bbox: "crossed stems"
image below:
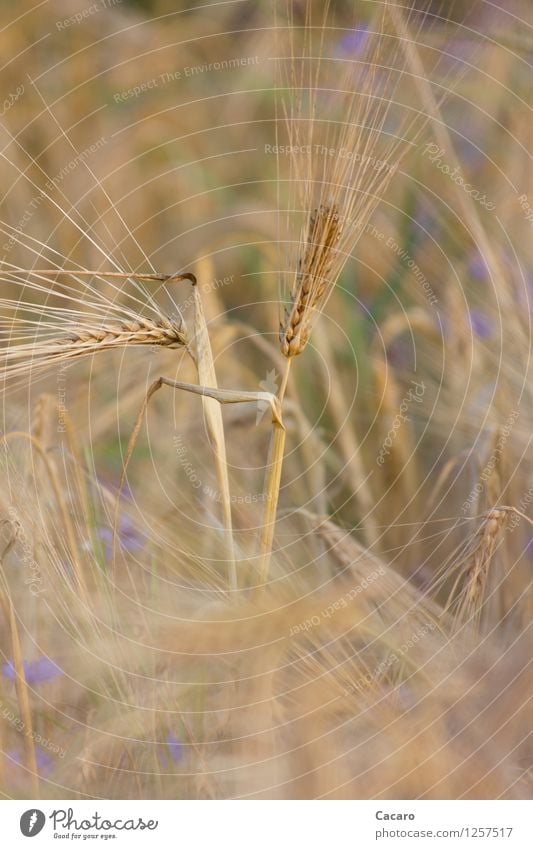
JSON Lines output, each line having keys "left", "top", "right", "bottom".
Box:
{"left": 114, "top": 374, "right": 285, "bottom": 591}
{"left": 5, "top": 267, "right": 288, "bottom": 590}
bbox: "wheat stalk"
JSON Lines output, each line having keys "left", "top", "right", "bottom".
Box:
{"left": 257, "top": 0, "right": 428, "bottom": 582}
{"left": 0, "top": 268, "right": 192, "bottom": 384}
{"left": 0, "top": 586, "right": 40, "bottom": 798}
{"left": 190, "top": 276, "right": 237, "bottom": 589}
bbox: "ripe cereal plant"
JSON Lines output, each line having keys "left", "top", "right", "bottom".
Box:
{"left": 0, "top": 263, "right": 285, "bottom": 590}
{"left": 0, "top": 1, "right": 441, "bottom": 589}
{"left": 257, "top": 0, "right": 454, "bottom": 580}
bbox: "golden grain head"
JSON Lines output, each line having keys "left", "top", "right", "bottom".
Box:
{"left": 276, "top": 1, "right": 416, "bottom": 359}
{"left": 280, "top": 203, "right": 342, "bottom": 357}
{"left": 464, "top": 508, "right": 508, "bottom": 607}
{"left": 0, "top": 269, "right": 190, "bottom": 386}
{"left": 61, "top": 315, "right": 187, "bottom": 350}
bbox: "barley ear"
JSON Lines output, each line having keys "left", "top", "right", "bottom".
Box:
{"left": 279, "top": 204, "right": 342, "bottom": 358}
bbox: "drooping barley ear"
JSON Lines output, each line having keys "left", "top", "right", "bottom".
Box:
{"left": 280, "top": 203, "right": 342, "bottom": 358}
{"left": 0, "top": 268, "right": 193, "bottom": 385}
{"left": 60, "top": 315, "right": 188, "bottom": 351}
{"left": 1, "top": 315, "right": 189, "bottom": 385}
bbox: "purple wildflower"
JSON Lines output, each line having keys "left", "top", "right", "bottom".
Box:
{"left": 337, "top": 24, "right": 369, "bottom": 58}
{"left": 158, "top": 732, "right": 185, "bottom": 770}
{"left": 3, "top": 656, "right": 63, "bottom": 685}
{"left": 97, "top": 515, "right": 145, "bottom": 560}
{"left": 469, "top": 309, "right": 492, "bottom": 339}
{"left": 166, "top": 732, "right": 184, "bottom": 764}
{"left": 6, "top": 746, "right": 54, "bottom": 777}
{"left": 468, "top": 251, "right": 490, "bottom": 282}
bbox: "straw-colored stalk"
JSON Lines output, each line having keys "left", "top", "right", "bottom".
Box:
{"left": 190, "top": 280, "right": 237, "bottom": 589}
{"left": 0, "top": 588, "right": 40, "bottom": 798}
{"left": 2, "top": 431, "right": 89, "bottom": 600}
{"left": 255, "top": 1, "right": 426, "bottom": 583}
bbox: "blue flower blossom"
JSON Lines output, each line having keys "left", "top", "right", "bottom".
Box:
{"left": 3, "top": 656, "right": 63, "bottom": 685}
{"left": 158, "top": 732, "right": 185, "bottom": 770}
{"left": 468, "top": 251, "right": 490, "bottom": 282}
{"left": 97, "top": 515, "right": 146, "bottom": 560}
{"left": 166, "top": 732, "right": 184, "bottom": 764}
{"left": 6, "top": 746, "right": 54, "bottom": 776}
{"left": 337, "top": 24, "right": 369, "bottom": 58}
{"left": 469, "top": 309, "right": 492, "bottom": 339}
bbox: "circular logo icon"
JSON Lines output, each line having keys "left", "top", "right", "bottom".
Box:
{"left": 20, "top": 810, "right": 46, "bottom": 837}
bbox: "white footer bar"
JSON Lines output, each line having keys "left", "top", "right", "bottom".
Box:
{"left": 2, "top": 799, "right": 531, "bottom": 848}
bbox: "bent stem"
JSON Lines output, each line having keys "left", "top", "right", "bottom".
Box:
{"left": 115, "top": 376, "right": 283, "bottom": 591}
{"left": 257, "top": 358, "right": 292, "bottom": 585}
